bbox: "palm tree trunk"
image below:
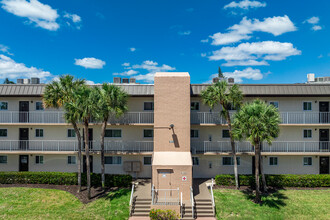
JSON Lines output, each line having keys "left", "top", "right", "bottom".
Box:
{"left": 100, "top": 120, "right": 107, "bottom": 190}
{"left": 259, "top": 146, "right": 268, "bottom": 193}
{"left": 72, "top": 122, "right": 82, "bottom": 193}
{"left": 84, "top": 119, "right": 91, "bottom": 199}
{"left": 255, "top": 142, "right": 261, "bottom": 203}
{"left": 226, "top": 112, "right": 239, "bottom": 189}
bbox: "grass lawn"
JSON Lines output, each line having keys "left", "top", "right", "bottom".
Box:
{"left": 214, "top": 189, "right": 330, "bottom": 220}
{"left": 0, "top": 187, "right": 130, "bottom": 220}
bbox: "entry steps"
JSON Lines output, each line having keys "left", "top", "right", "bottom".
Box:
{"left": 130, "top": 198, "right": 151, "bottom": 217}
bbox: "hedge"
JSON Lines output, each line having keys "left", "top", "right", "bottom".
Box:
{"left": 215, "top": 174, "right": 330, "bottom": 187}
{"left": 0, "top": 172, "right": 132, "bottom": 187}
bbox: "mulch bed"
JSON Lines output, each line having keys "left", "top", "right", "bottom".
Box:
{"left": 0, "top": 184, "right": 119, "bottom": 204}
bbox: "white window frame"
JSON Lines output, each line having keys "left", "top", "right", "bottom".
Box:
{"left": 143, "top": 156, "right": 152, "bottom": 165}
{"left": 190, "top": 129, "right": 199, "bottom": 139}
{"left": 222, "top": 129, "right": 230, "bottom": 139}
{"left": 191, "top": 102, "right": 200, "bottom": 111}
{"left": 35, "top": 155, "right": 44, "bottom": 164}
{"left": 67, "top": 129, "right": 76, "bottom": 138}
{"left": 0, "top": 129, "right": 8, "bottom": 137}
{"left": 143, "top": 129, "right": 153, "bottom": 139}
{"left": 0, "top": 101, "right": 8, "bottom": 111}
{"left": 67, "top": 156, "right": 76, "bottom": 164}
{"left": 222, "top": 157, "right": 240, "bottom": 166}
{"left": 269, "top": 157, "right": 278, "bottom": 166}
{"left": 303, "top": 157, "right": 312, "bottom": 166}
{"left": 105, "top": 129, "right": 122, "bottom": 139}
{"left": 35, "top": 128, "right": 44, "bottom": 138}
{"left": 0, "top": 155, "right": 7, "bottom": 164}
{"left": 269, "top": 101, "right": 279, "bottom": 109}
{"left": 35, "top": 101, "right": 44, "bottom": 111}
{"left": 105, "top": 156, "right": 122, "bottom": 165}
{"left": 303, "top": 101, "right": 312, "bottom": 111}
{"left": 192, "top": 157, "right": 199, "bottom": 166}
{"left": 143, "top": 102, "right": 154, "bottom": 111}
{"left": 303, "top": 129, "right": 312, "bottom": 139}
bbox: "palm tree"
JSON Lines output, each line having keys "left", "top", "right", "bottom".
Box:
{"left": 43, "top": 75, "right": 85, "bottom": 192}
{"left": 201, "top": 80, "right": 243, "bottom": 189}
{"left": 67, "top": 86, "right": 99, "bottom": 199}
{"left": 3, "top": 78, "right": 14, "bottom": 84}
{"left": 232, "top": 99, "right": 280, "bottom": 203}
{"left": 94, "top": 84, "right": 128, "bottom": 189}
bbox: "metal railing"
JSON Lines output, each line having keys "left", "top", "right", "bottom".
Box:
{"left": 190, "top": 186, "right": 194, "bottom": 219}
{"left": 152, "top": 187, "right": 180, "bottom": 205}
{"left": 210, "top": 179, "right": 216, "bottom": 217}
{"left": 191, "top": 112, "right": 330, "bottom": 124}
{"left": 191, "top": 141, "right": 330, "bottom": 154}
{"left": 129, "top": 184, "right": 135, "bottom": 216}
{"left": 0, "top": 111, "right": 154, "bottom": 124}
{"left": 180, "top": 192, "right": 183, "bottom": 219}
{"left": 0, "top": 140, "right": 154, "bottom": 152}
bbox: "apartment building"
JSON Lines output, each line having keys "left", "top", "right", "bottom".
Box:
{"left": 0, "top": 72, "right": 329, "bottom": 182}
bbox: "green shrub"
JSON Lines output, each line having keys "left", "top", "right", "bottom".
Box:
{"left": 0, "top": 172, "right": 132, "bottom": 187}
{"left": 149, "top": 209, "right": 179, "bottom": 220}
{"left": 215, "top": 174, "right": 330, "bottom": 187}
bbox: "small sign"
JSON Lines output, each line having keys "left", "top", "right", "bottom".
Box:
{"left": 182, "top": 176, "right": 187, "bottom": 181}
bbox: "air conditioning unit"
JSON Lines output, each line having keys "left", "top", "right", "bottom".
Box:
{"left": 23, "top": 79, "right": 30, "bottom": 84}
{"left": 122, "top": 78, "right": 129, "bottom": 84}
{"left": 227, "top": 78, "right": 234, "bottom": 83}
{"left": 17, "top": 79, "right": 24, "bottom": 84}
{"left": 113, "top": 77, "right": 121, "bottom": 84}
{"left": 31, "top": 78, "right": 40, "bottom": 84}
{"left": 212, "top": 77, "right": 219, "bottom": 83}
{"left": 129, "top": 78, "right": 136, "bottom": 84}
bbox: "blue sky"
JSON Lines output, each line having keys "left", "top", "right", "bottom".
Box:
{"left": 0, "top": 0, "right": 329, "bottom": 84}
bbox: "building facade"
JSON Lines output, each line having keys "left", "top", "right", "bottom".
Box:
{"left": 0, "top": 72, "right": 329, "bottom": 182}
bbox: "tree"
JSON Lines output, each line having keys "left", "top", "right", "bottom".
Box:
{"left": 218, "top": 66, "right": 224, "bottom": 79}
{"left": 43, "top": 75, "right": 85, "bottom": 192}
{"left": 232, "top": 99, "right": 280, "bottom": 203}
{"left": 67, "top": 86, "right": 99, "bottom": 199}
{"left": 3, "top": 78, "right": 14, "bottom": 84}
{"left": 201, "top": 80, "right": 243, "bottom": 189}
{"left": 95, "top": 84, "right": 128, "bottom": 189}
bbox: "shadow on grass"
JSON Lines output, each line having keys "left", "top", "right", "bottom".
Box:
{"left": 242, "top": 188, "right": 288, "bottom": 209}
{"left": 104, "top": 188, "right": 130, "bottom": 200}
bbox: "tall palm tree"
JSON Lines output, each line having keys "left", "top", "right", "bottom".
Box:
{"left": 67, "top": 86, "right": 99, "bottom": 199}
{"left": 201, "top": 80, "right": 243, "bottom": 189}
{"left": 3, "top": 78, "right": 14, "bottom": 84}
{"left": 232, "top": 99, "right": 280, "bottom": 203}
{"left": 43, "top": 75, "right": 85, "bottom": 192}
{"left": 95, "top": 84, "right": 128, "bottom": 189}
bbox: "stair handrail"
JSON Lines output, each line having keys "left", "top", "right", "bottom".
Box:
{"left": 129, "top": 183, "right": 135, "bottom": 216}
{"left": 151, "top": 184, "right": 155, "bottom": 205}
{"left": 190, "top": 186, "right": 194, "bottom": 219}
{"left": 180, "top": 192, "right": 183, "bottom": 219}
{"left": 210, "top": 178, "right": 216, "bottom": 216}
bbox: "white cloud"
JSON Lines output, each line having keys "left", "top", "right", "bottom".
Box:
{"left": 305, "top": 16, "right": 319, "bottom": 25}
{"left": 224, "top": 0, "right": 266, "bottom": 10}
{"left": 0, "top": 44, "right": 13, "bottom": 55}
{"left": 0, "top": 54, "right": 52, "bottom": 80}
{"left": 312, "top": 25, "right": 322, "bottom": 31}
{"left": 208, "top": 41, "right": 301, "bottom": 65}
{"left": 130, "top": 47, "right": 136, "bottom": 52}
{"left": 222, "top": 60, "right": 269, "bottom": 66}
{"left": 74, "top": 57, "right": 106, "bottom": 69}
{"left": 1, "top": 0, "right": 60, "bottom": 31}
{"left": 64, "top": 12, "right": 81, "bottom": 23}
{"left": 209, "top": 16, "right": 297, "bottom": 45}
{"left": 132, "top": 60, "right": 175, "bottom": 72}
{"left": 122, "top": 62, "right": 130, "bottom": 67}
{"left": 201, "top": 53, "right": 207, "bottom": 57}
{"left": 113, "top": 70, "right": 138, "bottom": 76}
{"left": 178, "top": 30, "right": 191, "bottom": 35}
{"left": 207, "top": 67, "right": 264, "bottom": 83}
{"left": 201, "top": 39, "right": 209, "bottom": 43}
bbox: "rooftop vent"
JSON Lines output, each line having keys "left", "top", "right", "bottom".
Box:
{"left": 227, "top": 77, "right": 234, "bottom": 84}
{"left": 122, "top": 78, "right": 129, "bottom": 84}
{"left": 113, "top": 77, "right": 121, "bottom": 84}
{"left": 129, "top": 78, "right": 136, "bottom": 84}
{"left": 307, "top": 73, "right": 315, "bottom": 83}
{"left": 212, "top": 77, "right": 219, "bottom": 83}
{"left": 31, "top": 78, "right": 40, "bottom": 84}
{"left": 17, "top": 79, "right": 24, "bottom": 84}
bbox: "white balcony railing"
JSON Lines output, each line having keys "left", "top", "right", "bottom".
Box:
{"left": 0, "top": 140, "right": 154, "bottom": 152}
{"left": 191, "top": 141, "right": 330, "bottom": 154}
{"left": 0, "top": 111, "right": 154, "bottom": 124}
{"left": 191, "top": 112, "right": 330, "bottom": 124}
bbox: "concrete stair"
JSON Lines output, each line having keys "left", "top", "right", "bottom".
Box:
{"left": 131, "top": 198, "right": 151, "bottom": 217}
{"left": 194, "top": 199, "right": 214, "bottom": 218}
{"left": 182, "top": 205, "right": 194, "bottom": 220}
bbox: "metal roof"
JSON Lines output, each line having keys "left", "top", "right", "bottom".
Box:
{"left": 0, "top": 83, "right": 328, "bottom": 97}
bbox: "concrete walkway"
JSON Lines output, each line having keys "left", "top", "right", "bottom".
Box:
{"left": 193, "top": 179, "right": 213, "bottom": 200}
{"left": 133, "top": 178, "right": 152, "bottom": 199}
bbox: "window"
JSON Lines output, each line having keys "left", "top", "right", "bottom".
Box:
{"left": 35, "top": 155, "right": 44, "bottom": 164}
{"left": 208, "top": 135, "right": 212, "bottom": 142}
{"left": 303, "top": 102, "right": 312, "bottom": 111}
{"left": 192, "top": 157, "right": 199, "bottom": 165}
{"left": 269, "top": 101, "right": 279, "bottom": 109}
{"left": 143, "top": 129, "right": 153, "bottom": 138}
{"left": 222, "top": 129, "right": 230, "bottom": 138}
{"left": 222, "top": 157, "right": 240, "bottom": 166}
{"left": 191, "top": 102, "right": 200, "bottom": 111}
{"left": 144, "top": 156, "right": 152, "bottom": 165}
{"left": 191, "top": 129, "right": 199, "bottom": 138}
{"left": 105, "top": 156, "right": 122, "bottom": 165}
{"left": 0, "top": 102, "right": 8, "bottom": 110}
{"left": 144, "top": 102, "right": 154, "bottom": 111}
{"left": 35, "top": 129, "right": 44, "bottom": 137}
{"left": 303, "top": 157, "right": 312, "bottom": 166}
{"left": 269, "top": 157, "right": 278, "bottom": 166}
{"left": 0, "top": 129, "right": 7, "bottom": 137}
{"left": 0, "top": 156, "right": 7, "bottom": 164}
{"left": 36, "top": 102, "right": 44, "bottom": 110}
{"left": 67, "top": 129, "right": 76, "bottom": 138}
{"left": 303, "top": 129, "right": 312, "bottom": 138}
{"left": 67, "top": 156, "right": 76, "bottom": 164}
{"left": 208, "top": 162, "right": 212, "bottom": 169}
{"left": 105, "top": 129, "right": 122, "bottom": 138}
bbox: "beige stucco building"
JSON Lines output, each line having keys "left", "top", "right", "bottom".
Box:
{"left": 0, "top": 73, "right": 329, "bottom": 189}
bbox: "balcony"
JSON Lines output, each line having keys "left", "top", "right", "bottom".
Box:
{"left": 0, "top": 140, "right": 154, "bottom": 153}
{"left": 0, "top": 111, "right": 154, "bottom": 124}
{"left": 191, "top": 112, "right": 330, "bottom": 125}
{"left": 191, "top": 141, "right": 330, "bottom": 154}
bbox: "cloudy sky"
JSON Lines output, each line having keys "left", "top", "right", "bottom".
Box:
{"left": 0, "top": 0, "right": 329, "bottom": 84}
